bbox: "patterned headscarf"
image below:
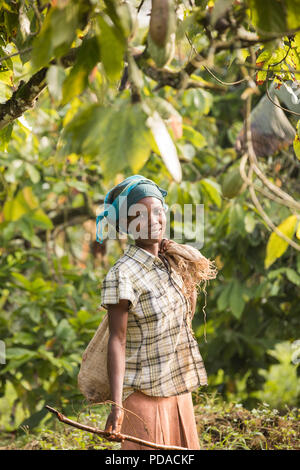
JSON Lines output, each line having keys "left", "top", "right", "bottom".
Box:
{"left": 96, "top": 175, "right": 168, "bottom": 244}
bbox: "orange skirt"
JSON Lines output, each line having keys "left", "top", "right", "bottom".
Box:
{"left": 120, "top": 390, "right": 200, "bottom": 450}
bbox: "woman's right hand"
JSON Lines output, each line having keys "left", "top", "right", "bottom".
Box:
{"left": 104, "top": 406, "right": 125, "bottom": 442}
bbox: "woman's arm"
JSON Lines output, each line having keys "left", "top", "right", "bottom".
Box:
{"left": 104, "top": 299, "right": 129, "bottom": 438}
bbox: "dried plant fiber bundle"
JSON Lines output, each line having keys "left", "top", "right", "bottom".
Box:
{"left": 159, "top": 238, "right": 218, "bottom": 303}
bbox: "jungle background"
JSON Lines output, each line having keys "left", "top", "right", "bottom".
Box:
{"left": 0, "top": 0, "right": 299, "bottom": 450}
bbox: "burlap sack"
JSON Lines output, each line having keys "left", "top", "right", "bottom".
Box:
{"left": 77, "top": 313, "right": 111, "bottom": 403}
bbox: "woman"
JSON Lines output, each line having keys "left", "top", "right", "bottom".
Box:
{"left": 97, "top": 175, "right": 217, "bottom": 450}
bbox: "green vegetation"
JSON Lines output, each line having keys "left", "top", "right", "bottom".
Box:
{"left": 0, "top": 0, "right": 299, "bottom": 448}
{"left": 0, "top": 394, "right": 299, "bottom": 450}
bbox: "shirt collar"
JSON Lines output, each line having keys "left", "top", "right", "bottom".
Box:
{"left": 124, "top": 244, "right": 165, "bottom": 270}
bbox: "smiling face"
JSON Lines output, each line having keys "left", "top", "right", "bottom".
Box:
{"left": 123, "top": 197, "right": 167, "bottom": 246}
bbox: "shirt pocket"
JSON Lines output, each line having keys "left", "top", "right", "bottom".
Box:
{"left": 151, "top": 283, "right": 172, "bottom": 313}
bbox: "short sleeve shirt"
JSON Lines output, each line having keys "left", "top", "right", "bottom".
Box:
{"left": 100, "top": 243, "right": 208, "bottom": 402}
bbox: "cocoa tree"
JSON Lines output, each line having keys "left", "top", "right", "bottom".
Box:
{"left": 0, "top": 0, "right": 300, "bottom": 431}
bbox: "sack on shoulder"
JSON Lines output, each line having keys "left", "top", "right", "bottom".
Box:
{"left": 77, "top": 313, "right": 111, "bottom": 403}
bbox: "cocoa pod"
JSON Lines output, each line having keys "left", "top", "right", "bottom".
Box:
{"left": 147, "top": 33, "right": 175, "bottom": 68}
{"left": 150, "top": 0, "right": 170, "bottom": 46}
{"left": 222, "top": 168, "right": 244, "bottom": 199}
{"left": 149, "top": 0, "right": 176, "bottom": 46}
{"left": 147, "top": 0, "right": 176, "bottom": 68}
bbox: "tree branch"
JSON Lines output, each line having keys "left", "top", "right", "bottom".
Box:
{"left": 2, "top": 21, "right": 298, "bottom": 126}
{"left": 0, "top": 47, "right": 33, "bottom": 65}
{"left": 36, "top": 202, "right": 97, "bottom": 242}
{"left": 136, "top": 25, "right": 300, "bottom": 92}
{"left": 184, "top": 26, "right": 300, "bottom": 77}
{"left": 138, "top": 59, "right": 225, "bottom": 91}
{"left": 0, "top": 48, "right": 78, "bottom": 130}
{"left": 239, "top": 55, "right": 300, "bottom": 252}
{"left": 45, "top": 405, "right": 189, "bottom": 450}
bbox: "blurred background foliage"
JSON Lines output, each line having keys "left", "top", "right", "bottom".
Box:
{"left": 0, "top": 0, "right": 299, "bottom": 434}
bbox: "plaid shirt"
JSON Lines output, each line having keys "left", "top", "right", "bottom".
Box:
{"left": 100, "top": 243, "right": 208, "bottom": 401}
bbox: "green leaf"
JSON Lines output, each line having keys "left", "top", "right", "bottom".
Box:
{"left": 200, "top": 179, "right": 222, "bottom": 208}
{"left": 61, "top": 37, "right": 100, "bottom": 105}
{"left": 244, "top": 213, "right": 257, "bottom": 234}
{"left": 293, "top": 120, "right": 300, "bottom": 160}
{"left": 29, "top": 209, "right": 54, "bottom": 229}
{"left": 50, "top": 3, "right": 79, "bottom": 50}
{"left": 45, "top": 309, "right": 58, "bottom": 328}
{"left": 70, "top": 309, "right": 92, "bottom": 328}
{"left": 25, "top": 163, "right": 41, "bottom": 184}
{"left": 3, "top": 194, "right": 28, "bottom": 222}
{"left": 11, "top": 272, "right": 32, "bottom": 289}
{"left": 265, "top": 215, "right": 298, "bottom": 268}
{"left": 97, "top": 14, "right": 125, "bottom": 82}
{"left": 297, "top": 221, "right": 300, "bottom": 240}
{"left": 64, "top": 102, "right": 153, "bottom": 179}
{"left": 228, "top": 203, "right": 245, "bottom": 235}
{"left": 46, "top": 65, "right": 66, "bottom": 102}
{"left": 3, "top": 187, "right": 53, "bottom": 229}
{"left": 37, "top": 346, "right": 63, "bottom": 368}
{"left": 249, "top": 0, "right": 287, "bottom": 35}
{"left": 102, "top": 103, "right": 152, "bottom": 178}
{"left": 30, "top": 10, "right": 53, "bottom": 71}
{"left": 1, "top": 348, "right": 37, "bottom": 373}
{"left": 11, "top": 332, "right": 36, "bottom": 346}
{"left": 6, "top": 348, "right": 36, "bottom": 359}
{"left": 146, "top": 110, "right": 182, "bottom": 183}
{"left": 217, "top": 283, "right": 232, "bottom": 311}
{"left": 31, "top": 2, "right": 82, "bottom": 72}
{"left": 30, "top": 307, "right": 41, "bottom": 323}
{"left": 0, "top": 67, "right": 13, "bottom": 85}
{"left": 0, "top": 1, "right": 15, "bottom": 13}
{"left": 182, "top": 88, "right": 213, "bottom": 115}
{"left": 22, "top": 186, "right": 39, "bottom": 209}
{"left": 0, "top": 123, "right": 13, "bottom": 150}
{"left": 286, "top": 0, "right": 300, "bottom": 29}
{"left": 62, "top": 104, "right": 108, "bottom": 155}
{"left": 285, "top": 267, "right": 300, "bottom": 286}
{"left": 67, "top": 180, "right": 89, "bottom": 192}
{"left": 177, "top": 143, "right": 195, "bottom": 161}
{"left": 127, "top": 54, "right": 144, "bottom": 89}
{"left": 182, "top": 124, "right": 206, "bottom": 149}
{"left": 56, "top": 319, "right": 76, "bottom": 346}
{"left": 229, "top": 280, "right": 245, "bottom": 320}
{"left": 267, "top": 267, "right": 287, "bottom": 280}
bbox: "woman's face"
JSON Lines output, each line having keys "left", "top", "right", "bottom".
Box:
{"left": 124, "top": 197, "right": 167, "bottom": 244}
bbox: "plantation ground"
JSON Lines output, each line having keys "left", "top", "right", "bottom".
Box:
{"left": 1, "top": 395, "right": 299, "bottom": 451}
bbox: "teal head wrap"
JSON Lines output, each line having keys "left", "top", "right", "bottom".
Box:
{"left": 96, "top": 175, "right": 168, "bottom": 244}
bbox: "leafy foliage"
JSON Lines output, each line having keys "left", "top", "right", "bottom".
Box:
{"left": 0, "top": 394, "right": 299, "bottom": 450}
{"left": 0, "top": 0, "right": 299, "bottom": 436}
